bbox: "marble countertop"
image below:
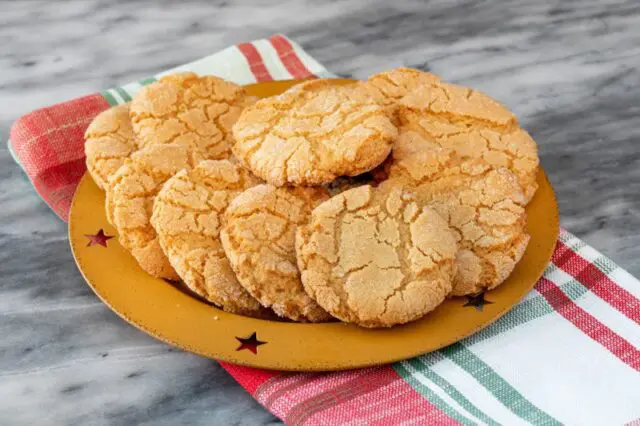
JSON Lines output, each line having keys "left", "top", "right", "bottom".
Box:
{"left": 2, "top": 0, "right": 639, "bottom": 424}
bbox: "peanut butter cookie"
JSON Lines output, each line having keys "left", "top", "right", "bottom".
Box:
{"left": 232, "top": 79, "right": 397, "bottom": 186}
{"left": 130, "top": 72, "right": 254, "bottom": 162}
{"left": 150, "top": 160, "right": 269, "bottom": 317}
{"left": 84, "top": 104, "right": 138, "bottom": 190}
{"left": 296, "top": 185, "right": 458, "bottom": 328}
{"left": 106, "top": 144, "right": 192, "bottom": 280}
{"left": 221, "top": 184, "right": 332, "bottom": 322}
{"left": 385, "top": 130, "right": 530, "bottom": 295}
{"left": 398, "top": 82, "right": 539, "bottom": 202}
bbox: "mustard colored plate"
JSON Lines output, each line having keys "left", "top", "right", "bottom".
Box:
{"left": 69, "top": 79, "right": 559, "bottom": 372}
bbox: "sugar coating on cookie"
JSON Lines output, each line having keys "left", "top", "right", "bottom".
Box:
{"left": 106, "top": 144, "right": 193, "bottom": 280}
{"left": 130, "top": 72, "right": 254, "bottom": 162}
{"left": 360, "top": 67, "right": 441, "bottom": 120}
{"left": 85, "top": 104, "right": 138, "bottom": 190}
{"left": 232, "top": 79, "right": 397, "bottom": 186}
{"left": 398, "top": 82, "right": 539, "bottom": 202}
{"left": 150, "top": 160, "right": 268, "bottom": 317}
{"left": 386, "top": 131, "right": 530, "bottom": 295}
{"left": 296, "top": 185, "right": 458, "bottom": 328}
{"left": 221, "top": 184, "right": 332, "bottom": 322}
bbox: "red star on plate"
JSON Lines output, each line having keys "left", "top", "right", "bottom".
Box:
{"left": 236, "top": 332, "right": 267, "bottom": 354}
{"left": 85, "top": 229, "right": 114, "bottom": 247}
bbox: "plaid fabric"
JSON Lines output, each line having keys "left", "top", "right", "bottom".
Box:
{"left": 9, "top": 35, "right": 640, "bottom": 425}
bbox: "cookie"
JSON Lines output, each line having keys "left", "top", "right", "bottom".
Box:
{"left": 130, "top": 72, "right": 254, "bottom": 162}
{"left": 385, "top": 130, "right": 530, "bottom": 295}
{"left": 150, "top": 160, "right": 268, "bottom": 317}
{"left": 360, "top": 67, "right": 441, "bottom": 121}
{"left": 232, "top": 79, "right": 397, "bottom": 186}
{"left": 398, "top": 81, "right": 539, "bottom": 202}
{"left": 221, "top": 184, "right": 332, "bottom": 322}
{"left": 296, "top": 184, "right": 458, "bottom": 328}
{"left": 106, "top": 144, "right": 193, "bottom": 280}
{"left": 84, "top": 104, "right": 138, "bottom": 190}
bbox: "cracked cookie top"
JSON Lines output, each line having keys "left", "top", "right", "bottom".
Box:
{"left": 385, "top": 130, "right": 530, "bottom": 295}
{"left": 296, "top": 184, "right": 458, "bottom": 328}
{"left": 221, "top": 184, "right": 332, "bottom": 322}
{"left": 397, "top": 80, "right": 539, "bottom": 202}
{"left": 150, "top": 160, "right": 269, "bottom": 317}
{"left": 130, "top": 72, "right": 254, "bottom": 162}
{"left": 360, "top": 67, "right": 441, "bottom": 122}
{"left": 106, "top": 144, "right": 193, "bottom": 280}
{"left": 231, "top": 79, "right": 398, "bottom": 186}
{"left": 85, "top": 104, "right": 138, "bottom": 190}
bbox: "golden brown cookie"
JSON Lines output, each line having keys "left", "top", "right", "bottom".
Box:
{"left": 296, "top": 184, "right": 458, "bottom": 328}
{"left": 398, "top": 82, "right": 539, "bottom": 202}
{"left": 221, "top": 184, "right": 332, "bottom": 322}
{"left": 385, "top": 130, "right": 530, "bottom": 295}
{"left": 360, "top": 67, "right": 441, "bottom": 121}
{"left": 232, "top": 79, "right": 397, "bottom": 186}
{"left": 106, "top": 144, "right": 192, "bottom": 280}
{"left": 84, "top": 104, "right": 138, "bottom": 190}
{"left": 150, "top": 160, "right": 268, "bottom": 317}
{"left": 130, "top": 72, "right": 254, "bottom": 162}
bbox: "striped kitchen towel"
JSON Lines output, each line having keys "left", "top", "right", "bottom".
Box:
{"left": 9, "top": 34, "right": 640, "bottom": 425}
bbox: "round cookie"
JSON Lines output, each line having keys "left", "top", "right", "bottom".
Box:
{"left": 232, "top": 79, "right": 398, "bottom": 186}
{"left": 385, "top": 130, "right": 530, "bottom": 296}
{"left": 130, "top": 72, "right": 254, "bottom": 162}
{"left": 398, "top": 81, "right": 539, "bottom": 202}
{"left": 150, "top": 160, "right": 268, "bottom": 317}
{"left": 84, "top": 103, "right": 138, "bottom": 190}
{"left": 221, "top": 184, "right": 332, "bottom": 322}
{"left": 106, "top": 144, "right": 193, "bottom": 280}
{"left": 296, "top": 184, "right": 458, "bottom": 328}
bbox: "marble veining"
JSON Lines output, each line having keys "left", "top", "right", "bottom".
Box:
{"left": 1, "top": 0, "right": 639, "bottom": 424}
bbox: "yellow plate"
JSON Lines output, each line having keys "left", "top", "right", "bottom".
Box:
{"left": 69, "top": 79, "right": 559, "bottom": 371}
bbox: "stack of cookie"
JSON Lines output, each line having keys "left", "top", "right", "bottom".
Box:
{"left": 85, "top": 68, "right": 539, "bottom": 328}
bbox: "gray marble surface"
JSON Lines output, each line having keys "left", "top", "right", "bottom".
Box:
{"left": 1, "top": 0, "right": 639, "bottom": 424}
